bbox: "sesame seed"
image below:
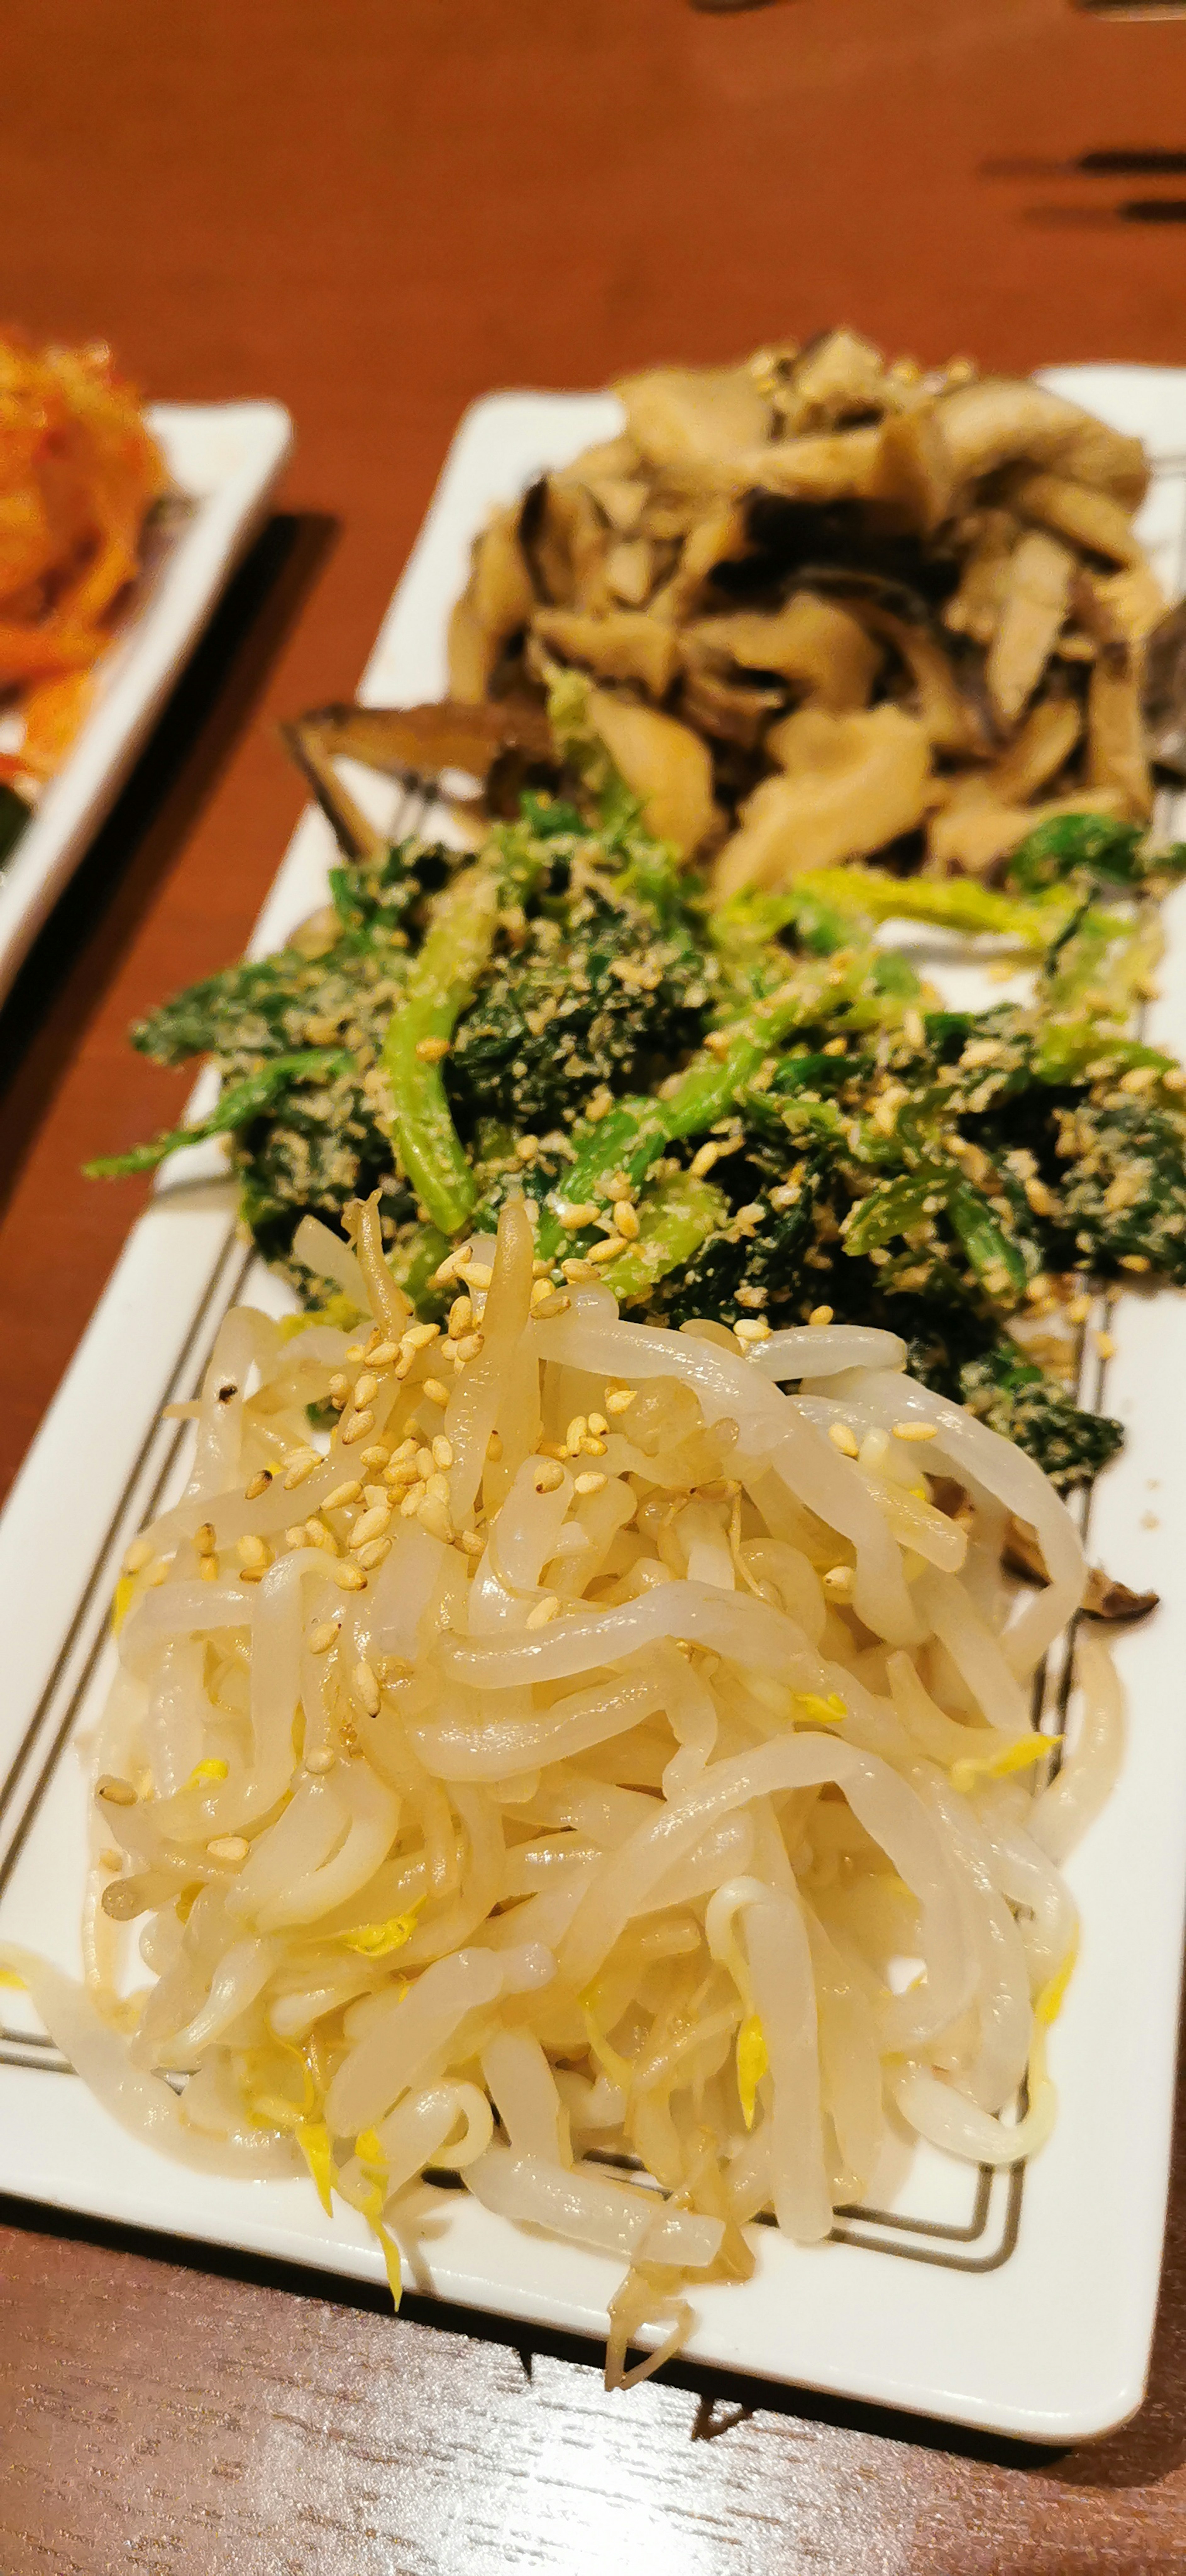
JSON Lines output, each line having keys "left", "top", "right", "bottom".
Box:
{"left": 1067, "top": 1295, "right": 1091, "bottom": 1323}
{"left": 1164, "top": 1068, "right": 1186, "bottom": 1094}
{"left": 400, "top": 1482, "right": 427, "bottom": 1518}
{"left": 425, "top": 1472, "right": 450, "bottom": 1504}
{"left": 516, "top": 1135, "right": 539, "bottom": 1163}
{"left": 606, "top": 1173, "right": 633, "bottom": 1201}
{"left": 351, "top": 1502, "right": 393, "bottom": 1550}
{"left": 587, "top": 1236, "right": 625, "bottom": 1265}
{"left": 345, "top": 1345, "right": 366, "bottom": 1362}
{"left": 122, "top": 1536, "right": 153, "bottom": 1575}
{"left": 822, "top": 1565, "right": 855, "bottom": 1601}
{"left": 1119, "top": 1254, "right": 1150, "bottom": 1273}
{"left": 199, "top": 1556, "right": 219, "bottom": 1585}
{"left": 334, "top": 1562, "right": 369, "bottom": 1591}
{"left": 304, "top": 1519, "right": 339, "bottom": 1556}
{"left": 207, "top": 1836, "right": 249, "bottom": 1865}
{"left": 533, "top": 1459, "right": 567, "bottom": 1493}
{"left": 486, "top": 1430, "right": 504, "bottom": 1462}
{"left": 358, "top": 1446, "right": 391, "bottom": 1471}
{"left": 353, "top": 1658, "right": 381, "bottom": 1717}
{"left": 432, "top": 1434, "right": 454, "bottom": 1470}
{"left": 415, "top": 1035, "right": 450, "bottom": 1063}
{"left": 703, "top": 1030, "right": 732, "bottom": 1058}
{"left": 243, "top": 1470, "right": 273, "bottom": 1502}
{"left": 423, "top": 1377, "right": 450, "bottom": 1407}
{"left": 605, "top": 1387, "right": 636, "bottom": 1415}
{"left": 808, "top": 1305, "right": 835, "bottom": 1327}
{"left": 99, "top": 1847, "right": 123, "bottom": 1872}
{"left": 565, "top": 1415, "right": 587, "bottom": 1453}
{"left": 689, "top": 1142, "right": 720, "bottom": 1180}
{"left": 352, "top": 1371, "right": 379, "bottom": 1410}
{"left": 323, "top": 1480, "right": 362, "bottom": 1512}
{"left": 460, "top": 1529, "right": 486, "bottom": 1556}
{"left": 285, "top": 1524, "right": 308, "bottom": 1550}
{"left": 614, "top": 1202, "right": 640, "bottom": 1240}
{"left": 574, "top": 1471, "right": 607, "bottom": 1495}
{"left": 531, "top": 1258, "right": 555, "bottom": 1279}
{"left": 582, "top": 1435, "right": 608, "bottom": 1456}
{"left": 308, "top": 1621, "right": 339, "bottom": 1655}
{"left": 734, "top": 1318, "right": 771, "bottom": 1344}
{"left": 414, "top": 1446, "right": 434, "bottom": 1476}
{"left": 458, "top": 1261, "right": 492, "bottom": 1289}
{"left": 283, "top": 1448, "right": 321, "bottom": 1490}
{"left": 145, "top": 1558, "right": 170, "bottom": 1588}
{"left": 237, "top": 1534, "right": 271, "bottom": 1572}
{"left": 367, "top": 1341, "right": 400, "bottom": 1368}
{"left": 531, "top": 1292, "right": 570, "bottom": 1319}
{"left": 1119, "top": 1065, "right": 1158, "bottom": 1094}
{"left": 828, "top": 1422, "right": 859, "bottom": 1457}
{"left": 587, "top": 1413, "right": 608, "bottom": 1438}
{"left": 195, "top": 1523, "right": 216, "bottom": 1557}
{"left": 586, "top": 1088, "right": 614, "bottom": 1122}
{"left": 892, "top": 1422, "right": 938, "bottom": 1443}
{"left": 341, "top": 1408, "right": 375, "bottom": 1446}
{"left": 448, "top": 1294, "right": 474, "bottom": 1339}
{"left": 453, "top": 1332, "right": 485, "bottom": 1360}
{"left": 1095, "top": 1331, "right": 1116, "bottom": 1359}
{"left": 97, "top": 1775, "right": 137, "bottom": 1807}
{"left": 402, "top": 1322, "right": 442, "bottom": 1352}
{"left": 417, "top": 1498, "right": 453, "bottom": 1544}
{"left": 526, "top": 1595, "right": 560, "bottom": 1629}
{"left": 562, "top": 1258, "right": 596, "bottom": 1282}
{"left": 304, "top": 1748, "right": 335, "bottom": 1774}
{"left": 329, "top": 1373, "right": 350, "bottom": 1401}
{"left": 556, "top": 1199, "right": 600, "bottom": 1230}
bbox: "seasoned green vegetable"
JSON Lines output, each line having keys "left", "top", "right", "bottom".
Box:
{"left": 97, "top": 793, "right": 1186, "bottom": 1490}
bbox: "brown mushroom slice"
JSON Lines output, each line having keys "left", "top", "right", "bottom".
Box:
{"left": 604, "top": 537, "right": 656, "bottom": 605}
{"left": 941, "top": 695, "right": 1081, "bottom": 814}
{"left": 1074, "top": 561, "right": 1165, "bottom": 652}
{"left": 294, "top": 698, "right": 555, "bottom": 781}
{"left": 1006, "top": 469, "right": 1144, "bottom": 568}
{"left": 590, "top": 480, "right": 649, "bottom": 536}
{"left": 680, "top": 662, "right": 783, "bottom": 750}
{"left": 932, "top": 379, "right": 1148, "bottom": 504}
{"left": 1086, "top": 647, "right": 1153, "bottom": 819}
{"left": 871, "top": 402, "right": 960, "bottom": 535}
{"left": 776, "top": 329, "right": 895, "bottom": 434}
{"left": 685, "top": 592, "right": 883, "bottom": 712}
{"left": 649, "top": 502, "right": 750, "bottom": 624}
{"left": 713, "top": 705, "right": 933, "bottom": 895}
{"left": 559, "top": 435, "right": 640, "bottom": 484}
{"left": 942, "top": 512, "right": 1019, "bottom": 645}
{"left": 740, "top": 425, "right": 885, "bottom": 506}
{"left": 532, "top": 608, "right": 680, "bottom": 699}
{"left": 928, "top": 788, "right": 1125, "bottom": 877}
{"left": 850, "top": 603, "right": 987, "bottom": 756}
{"left": 985, "top": 530, "right": 1075, "bottom": 729}
{"left": 613, "top": 363, "right": 773, "bottom": 482}
{"left": 586, "top": 687, "right": 717, "bottom": 856}
{"left": 1005, "top": 1517, "right": 1157, "bottom": 1619}
{"left": 446, "top": 506, "right": 538, "bottom": 703}
{"left": 521, "top": 475, "right": 611, "bottom": 612}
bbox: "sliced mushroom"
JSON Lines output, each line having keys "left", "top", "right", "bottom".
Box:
{"left": 1074, "top": 561, "right": 1165, "bottom": 652}
{"left": 614, "top": 362, "right": 773, "bottom": 482}
{"left": 931, "top": 378, "right": 1148, "bottom": 505}
{"left": 942, "top": 511, "right": 1020, "bottom": 645}
{"left": 533, "top": 608, "right": 679, "bottom": 698}
{"left": 447, "top": 506, "right": 537, "bottom": 702}
{"left": 685, "top": 591, "right": 883, "bottom": 712}
{"left": 714, "top": 704, "right": 933, "bottom": 894}
{"left": 587, "top": 686, "right": 717, "bottom": 855}
{"left": 649, "top": 502, "right": 750, "bottom": 624}
{"left": 928, "top": 787, "right": 1125, "bottom": 878}
{"left": 1086, "top": 645, "right": 1154, "bottom": 819}
{"left": 741, "top": 425, "right": 885, "bottom": 506}
{"left": 871, "top": 402, "right": 960, "bottom": 535}
{"left": 850, "top": 602, "right": 987, "bottom": 755}
{"left": 282, "top": 699, "right": 558, "bottom": 856}
{"left": 1144, "top": 597, "right": 1186, "bottom": 777}
{"left": 985, "top": 530, "right": 1075, "bottom": 729}
{"left": 1006, "top": 469, "right": 1144, "bottom": 568}
{"left": 604, "top": 537, "right": 655, "bottom": 603}
{"left": 775, "top": 328, "right": 896, "bottom": 434}
{"left": 940, "top": 694, "right": 1081, "bottom": 814}
{"left": 1005, "top": 1517, "right": 1158, "bottom": 1619}
{"left": 522, "top": 475, "right": 611, "bottom": 612}
{"left": 680, "top": 662, "right": 784, "bottom": 750}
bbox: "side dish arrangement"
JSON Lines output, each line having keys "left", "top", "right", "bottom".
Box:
{"left": 9, "top": 336, "right": 1186, "bottom": 2391}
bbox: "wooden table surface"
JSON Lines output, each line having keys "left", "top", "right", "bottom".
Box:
{"left": 3, "top": 0, "right": 1186, "bottom": 2563}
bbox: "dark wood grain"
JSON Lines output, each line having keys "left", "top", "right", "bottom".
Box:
{"left": 3, "top": 0, "right": 1186, "bottom": 2563}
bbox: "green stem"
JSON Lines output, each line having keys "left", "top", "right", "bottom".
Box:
{"left": 85, "top": 1051, "right": 351, "bottom": 1178}
{"left": 599, "top": 1176, "right": 730, "bottom": 1302}
{"left": 381, "top": 867, "right": 499, "bottom": 1235}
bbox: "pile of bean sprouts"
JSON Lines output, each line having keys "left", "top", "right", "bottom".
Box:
{"left": 3, "top": 1194, "right": 1122, "bottom": 2386}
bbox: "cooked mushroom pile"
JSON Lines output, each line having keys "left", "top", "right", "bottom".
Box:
{"left": 447, "top": 331, "right": 1165, "bottom": 892}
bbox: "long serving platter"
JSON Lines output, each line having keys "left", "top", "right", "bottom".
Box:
{"left": 0, "top": 371, "right": 1183, "bottom": 2442}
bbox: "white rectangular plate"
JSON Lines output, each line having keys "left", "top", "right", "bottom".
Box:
{"left": 1, "top": 373, "right": 1184, "bottom": 2445}
{"left": 0, "top": 397, "right": 294, "bottom": 997}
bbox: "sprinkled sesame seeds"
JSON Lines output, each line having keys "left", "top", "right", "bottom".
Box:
{"left": 195, "top": 1523, "right": 216, "bottom": 1557}
{"left": 415, "top": 1035, "right": 450, "bottom": 1063}
{"left": 422, "top": 1378, "right": 450, "bottom": 1407}
{"left": 574, "top": 1471, "right": 607, "bottom": 1495}
{"left": 605, "top": 1387, "right": 636, "bottom": 1415}
{"left": 308, "top": 1621, "right": 339, "bottom": 1655}
{"left": 358, "top": 1445, "right": 391, "bottom": 1471}
{"left": 323, "top": 1480, "right": 362, "bottom": 1511}
{"left": 460, "top": 1529, "right": 486, "bottom": 1556}
{"left": 822, "top": 1565, "right": 855, "bottom": 1601}
{"left": 334, "top": 1561, "right": 368, "bottom": 1591}
{"left": 206, "top": 1836, "right": 249, "bottom": 1866}
{"left": 353, "top": 1658, "right": 381, "bottom": 1716}
{"left": 304, "top": 1748, "right": 336, "bottom": 1774}
{"left": 341, "top": 1408, "right": 375, "bottom": 1446}
{"left": 236, "top": 1535, "right": 271, "bottom": 1578}
{"left": 533, "top": 1458, "right": 567, "bottom": 1494}
{"left": 350, "top": 1502, "right": 392, "bottom": 1550}
{"left": 402, "top": 1321, "right": 442, "bottom": 1352}
{"left": 828, "top": 1422, "right": 859, "bottom": 1457}
{"left": 486, "top": 1430, "right": 503, "bottom": 1461}
{"left": 97, "top": 1775, "right": 137, "bottom": 1807}
{"left": 432, "top": 1433, "right": 454, "bottom": 1470}
{"left": 304, "top": 1518, "right": 339, "bottom": 1556}
{"left": 283, "top": 1448, "right": 321, "bottom": 1490}
{"left": 453, "top": 1332, "right": 485, "bottom": 1360}
{"left": 243, "top": 1469, "right": 273, "bottom": 1502}
{"left": 1095, "top": 1331, "right": 1117, "bottom": 1359}
{"left": 808, "top": 1305, "right": 834, "bottom": 1327}
{"left": 352, "top": 1371, "right": 379, "bottom": 1409}
{"left": 734, "top": 1317, "right": 770, "bottom": 1344}
{"left": 892, "top": 1421, "right": 938, "bottom": 1443}
{"left": 357, "top": 1537, "right": 393, "bottom": 1572}
{"left": 122, "top": 1536, "right": 153, "bottom": 1575}
{"left": 588, "top": 1235, "right": 626, "bottom": 1265}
